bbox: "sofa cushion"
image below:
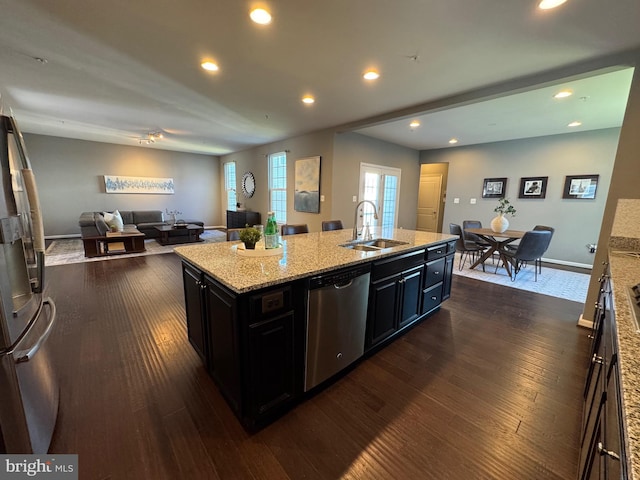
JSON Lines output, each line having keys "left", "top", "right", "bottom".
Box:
{"left": 119, "top": 210, "right": 134, "bottom": 225}
{"left": 103, "top": 210, "right": 124, "bottom": 232}
{"left": 78, "top": 212, "right": 97, "bottom": 228}
{"left": 133, "top": 210, "right": 163, "bottom": 224}
{"left": 95, "top": 214, "right": 110, "bottom": 236}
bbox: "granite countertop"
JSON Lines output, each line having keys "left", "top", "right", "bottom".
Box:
{"left": 174, "top": 228, "right": 456, "bottom": 294}
{"left": 609, "top": 198, "right": 640, "bottom": 479}
{"left": 609, "top": 251, "right": 640, "bottom": 480}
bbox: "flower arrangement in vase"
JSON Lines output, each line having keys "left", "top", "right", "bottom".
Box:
{"left": 491, "top": 198, "right": 516, "bottom": 233}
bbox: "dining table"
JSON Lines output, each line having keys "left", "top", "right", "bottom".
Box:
{"left": 464, "top": 227, "right": 528, "bottom": 277}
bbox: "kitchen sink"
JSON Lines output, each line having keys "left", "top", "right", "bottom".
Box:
{"left": 339, "top": 238, "right": 409, "bottom": 251}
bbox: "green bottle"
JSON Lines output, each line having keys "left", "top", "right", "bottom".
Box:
{"left": 265, "top": 211, "right": 278, "bottom": 249}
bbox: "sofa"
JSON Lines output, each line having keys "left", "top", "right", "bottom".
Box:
{"left": 79, "top": 210, "right": 205, "bottom": 237}
{"left": 78, "top": 210, "right": 205, "bottom": 257}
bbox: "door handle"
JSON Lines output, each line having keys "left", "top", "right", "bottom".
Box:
{"left": 14, "top": 298, "right": 57, "bottom": 363}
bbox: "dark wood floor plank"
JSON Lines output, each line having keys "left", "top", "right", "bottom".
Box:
{"left": 44, "top": 254, "right": 589, "bottom": 479}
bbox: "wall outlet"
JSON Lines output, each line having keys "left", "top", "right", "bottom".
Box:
{"left": 352, "top": 195, "right": 357, "bottom": 202}
{"left": 470, "top": 198, "right": 477, "bottom": 204}
{"left": 320, "top": 195, "right": 325, "bottom": 202}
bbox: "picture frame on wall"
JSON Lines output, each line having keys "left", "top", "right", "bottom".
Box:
{"left": 518, "top": 176, "right": 548, "bottom": 199}
{"left": 482, "top": 177, "right": 507, "bottom": 198}
{"left": 294, "top": 156, "right": 321, "bottom": 213}
{"left": 562, "top": 174, "right": 599, "bottom": 199}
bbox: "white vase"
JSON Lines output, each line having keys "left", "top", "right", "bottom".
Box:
{"left": 490, "top": 213, "right": 509, "bottom": 233}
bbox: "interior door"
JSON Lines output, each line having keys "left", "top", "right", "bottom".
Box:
{"left": 416, "top": 173, "right": 442, "bottom": 232}
{"left": 358, "top": 163, "right": 401, "bottom": 232}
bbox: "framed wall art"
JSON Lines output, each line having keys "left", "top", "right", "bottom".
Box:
{"left": 104, "top": 175, "right": 174, "bottom": 194}
{"left": 518, "top": 176, "right": 548, "bottom": 199}
{"left": 294, "top": 156, "right": 321, "bottom": 213}
{"left": 562, "top": 174, "right": 599, "bottom": 199}
{"left": 482, "top": 177, "right": 507, "bottom": 198}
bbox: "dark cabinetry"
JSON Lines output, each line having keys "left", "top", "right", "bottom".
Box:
{"left": 578, "top": 264, "right": 627, "bottom": 480}
{"left": 181, "top": 262, "right": 301, "bottom": 428}
{"left": 366, "top": 241, "right": 455, "bottom": 350}
{"left": 226, "top": 210, "right": 261, "bottom": 229}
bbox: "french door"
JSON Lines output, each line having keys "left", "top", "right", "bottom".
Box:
{"left": 358, "top": 163, "right": 401, "bottom": 233}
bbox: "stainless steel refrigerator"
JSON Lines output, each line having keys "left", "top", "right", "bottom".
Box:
{"left": 0, "top": 114, "right": 58, "bottom": 453}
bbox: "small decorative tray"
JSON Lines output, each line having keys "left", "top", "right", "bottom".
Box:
{"left": 234, "top": 243, "right": 283, "bottom": 257}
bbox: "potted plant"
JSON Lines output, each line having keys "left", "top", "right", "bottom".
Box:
{"left": 238, "top": 226, "right": 262, "bottom": 249}
{"left": 491, "top": 198, "right": 516, "bottom": 233}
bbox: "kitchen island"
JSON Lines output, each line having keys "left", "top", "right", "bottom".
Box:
{"left": 579, "top": 199, "right": 640, "bottom": 480}
{"left": 174, "top": 228, "right": 457, "bottom": 428}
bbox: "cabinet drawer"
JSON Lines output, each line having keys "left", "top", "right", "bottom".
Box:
{"left": 446, "top": 240, "right": 457, "bottom": 254}
{"left": 371, "top": 249, "right": 426, "bottom": 281}
{"left": 425, "top": 257, "right": 446, "bottom": 287}
{"left": 422, "top": 282, "right": 443, "bottom": 314}
{"left": 426, "top": 243, "right": 447, "bottom": 261}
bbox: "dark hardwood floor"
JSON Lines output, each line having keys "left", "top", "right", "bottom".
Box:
{"left": 44, "top": 253, "right": 589, "bottom": 479}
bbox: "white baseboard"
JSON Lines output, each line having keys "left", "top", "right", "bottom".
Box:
{"left": 205, "top": 225, "right": 226, "bottom": 230}
{"left": 542, "top": 257, "right": 593, "bottom": 270}
{"left": 577, "top": 314, "right": 594, "bottom": 329}
{"left": 45, "top": 234, "right": 81, "bottom": 240}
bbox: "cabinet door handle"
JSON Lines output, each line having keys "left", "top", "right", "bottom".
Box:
{"left": 434, "top": 271, "right": 440, "bottom": 275}
{"left": 598, "top": 442, "right": 620, "bottom": 460}
{"left": 592, "top": 353, "right": 603, "bottom": 365}
{"left": 431, "top": 296, "right": 437, "bottom": 301}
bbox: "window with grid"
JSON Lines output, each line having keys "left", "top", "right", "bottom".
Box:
{"left": 224, "top": 162, "right": 237, "bottom": 211}
{"left": 268, "top": 152, "right": 287, "bottom": 223}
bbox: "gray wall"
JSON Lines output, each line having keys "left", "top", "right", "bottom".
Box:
{"left": 333, "top": 132, "right": 421, "bottom": 230}
{"left": 420, "top": 127, "right": 621, "bottom": 267}
{"left": 24, "top": 134, "right": 221, "bottom": 237}
{"left": 220, "top": 129, "right": 335, "bottom": 232}
{"left": 220, "top": 130, "right": 421, "bottom": 232}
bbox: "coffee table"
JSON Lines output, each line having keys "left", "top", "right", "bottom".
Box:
{"left": 82, "top": 228, "right": 146, "bottom": 257}
{"left": 155, "top": 224, "right": 204, "bottom": 245}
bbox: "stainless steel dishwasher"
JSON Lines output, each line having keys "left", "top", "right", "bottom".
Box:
{"left": 305, "top": 264, "right": 371, "bottom": 391}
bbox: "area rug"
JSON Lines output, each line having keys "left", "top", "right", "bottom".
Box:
{"left": 452, "top": 253, "right": 590, "bottom": 303}
{"left": 45, "top": 229, "right": 227, "bottom": 266}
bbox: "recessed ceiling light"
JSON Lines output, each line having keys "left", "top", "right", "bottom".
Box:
{"left": 302, "top": 95, "right": 315, "bottom": 105}
{"left": 554, "top": 90, "right": 573, "bottom": 99}
{"left": 449, "top": 138, "right": 458, "bottom": 144}
{"left": 409, "top": 120, "right": 420, "bottom": 128}
{"left": 568, "top": 121, "right": 582, "bottom": 127}
{"left": 363, "top": 70, "right": 380, "bottom": 81}
{"left": 538, "top": 0, "right": 567, "bottom": 9}
{"left": 201, "top": 61, "right": 219, "bottom": 72}
{"left": 250, "top": 8, "right": 272, "bottom": 24}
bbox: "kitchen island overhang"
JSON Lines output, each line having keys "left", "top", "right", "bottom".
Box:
{"left": 175, "top": 228, "right": 457, "bottom": 429}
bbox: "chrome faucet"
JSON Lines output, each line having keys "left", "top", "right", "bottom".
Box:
{"left": 352, "top": 200, "right": 379, "bottom": 240}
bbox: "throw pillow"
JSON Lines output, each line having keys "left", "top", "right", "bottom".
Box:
{"left": 103, "top": 210, "right": 124, "bottom": 232}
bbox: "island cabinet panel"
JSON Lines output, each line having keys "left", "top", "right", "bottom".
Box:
{"left": 578, "top": 264, "right": 627, "bottom": 480}
{"left": 246, "top": 311, "right": 296, "bottom": 419}
{"left": 181, "top": 261, "right": 304, "bottom": 429}
{"left": 366, "top": 248, "right": 432, "bottom": 351}
{"left": 182, "top": 262, "right": 207, "bottom": 365}
{"left": 204, "top": 276, "right": 241, "bottom": 415}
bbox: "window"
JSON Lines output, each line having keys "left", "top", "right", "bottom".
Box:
{"left": 224, "top": 162, "right": 237, "bottom": 211}
{"left": 359, "top": 163, "right": 401, "bottom": 233}
{"left": 268, "top": 151, "right": 287, "bottom": 223}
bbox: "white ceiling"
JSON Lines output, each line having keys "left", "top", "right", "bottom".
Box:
{"left": 0, "top": 0, "right": 639, "bottom": 156}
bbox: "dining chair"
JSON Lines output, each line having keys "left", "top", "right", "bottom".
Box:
{"left": 321, "top": 220, "right": 343, "bottom": 231}
{"left": 450, "top": 223, "right": 485, "bottom": 271}
{"left": 226, "top": 228, "right": 242, "bottom": 241}
{"left": 532, "top": 225, "right": 555, "bottom": 274}
{"left": 281, "top": 224, "right": 309, "bottom": 236}
{"left": 501, "top": 230, "right": 552, "bottom": 281}
{"left": 462, "top": 220, "right": 491, "bottom": 247}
